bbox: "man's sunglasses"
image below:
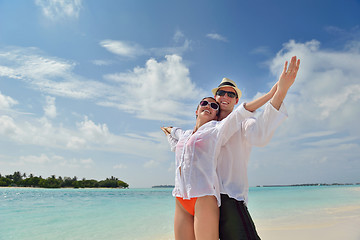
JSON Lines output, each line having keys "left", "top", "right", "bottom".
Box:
{"left": 199, "top": 100, "right": 219, "bottom": 111}
{"left": 216, "top": 90, "right": 237, "bottom": 98}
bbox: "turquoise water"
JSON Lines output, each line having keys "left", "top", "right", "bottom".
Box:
{"left": 1, "top": 185, "right": 359, "bottom": 240}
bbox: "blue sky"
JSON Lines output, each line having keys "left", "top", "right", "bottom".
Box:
{"left": 0, "top": 0, "right": 359, "bottom": 187}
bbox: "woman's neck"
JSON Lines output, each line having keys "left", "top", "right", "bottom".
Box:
{"left": 193, "top": 118, "right": 209, "bottom": 133}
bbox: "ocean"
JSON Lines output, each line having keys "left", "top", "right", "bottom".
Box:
{"left": 1, "top": 185, "right": 360, "bottom": 240}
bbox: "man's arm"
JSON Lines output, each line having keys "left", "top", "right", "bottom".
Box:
{"left": 242, "top": 56, "right": 300, "bottom": 147}
{"left": 271, "top": 56, "right": 300, "bottom": 110}
{"left": 244, "top": 82, "right": 278, "bottom": 112}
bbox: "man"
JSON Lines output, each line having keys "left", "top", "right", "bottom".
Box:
{"left": 213, "top": 56, "right": 300, "bottom": 239}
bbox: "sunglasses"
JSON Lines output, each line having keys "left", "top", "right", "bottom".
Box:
{"left": 199, "top": 100, "right": 219, "bottom": 111}
{"left": 216, "top": 90, "right": 237, "bottom": 98}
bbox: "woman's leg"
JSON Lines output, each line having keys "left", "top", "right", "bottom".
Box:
{"left": 194, "top": 196, "right": 219, "bottom": 240}
{"left": 174, "top": 198, "right": 195, "bottom": 240}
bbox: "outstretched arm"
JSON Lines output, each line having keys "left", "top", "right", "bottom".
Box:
{"left": 161, "top": 126, "right": 178, "bottom": 152}
{"left": 271, "top": 56, "right": 300, "bottom": 110}
{"left": 244, "top": 82, "right": 278, "bottom": 112}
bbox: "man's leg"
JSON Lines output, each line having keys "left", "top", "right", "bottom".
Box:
{"left": 219, "top": 194, "right": 261, "bottom": 240}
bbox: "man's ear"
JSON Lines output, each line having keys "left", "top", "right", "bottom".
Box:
{"left": 235, "top": 98, "right": 239, "bottom": 104}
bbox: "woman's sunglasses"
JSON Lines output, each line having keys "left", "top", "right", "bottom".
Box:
{"left": 199, "top": 100, "right": 219, "bottom": 111}
{"left": 216, "top": 90, "right": 237, "bottom": 98}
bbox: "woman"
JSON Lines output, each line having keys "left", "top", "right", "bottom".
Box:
{"left": 161, "top": 96, "right": 255, "bottom": 240}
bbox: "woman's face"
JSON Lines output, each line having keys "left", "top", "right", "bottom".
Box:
{"left": 195, "top": 98, "right": 219, "bottom": 122}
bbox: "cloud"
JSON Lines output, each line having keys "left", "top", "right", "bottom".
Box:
{"left": 143, "top": 159, "right": 159, "bottom": 168}
{"left": 100, "top": 32, "right": 192, "bottom": 59}
{"left": 0, "top": 115, "right": 21, "bottom": 137}
{"left": 0, "top": 46, "right": 203, "bottom": 123}
{"left": 173, "top": 30, "right": 185, "bottom": 43}
{"left": 113, "top": 164, "right": 127, "bottom": 169}
{"left": 0, "top": 109, "right": 172, "bottom": 165}
{"left": 269, "top": 39, "right": 360, "bottom": 136}
{"left": 0, "top": 91, "right": 18, "bottom": 109}
{"left": 44, "top": 96, "right": 57, "bottom": 118}
{"left": 248, "top": 39, "right": 360, "bottom": 185}
{"left": 103, "top": 54, "right": 204, "bottom": 122}
{"left": 206, "top": 33, "right": 228, "bottom": 42}
{"left": 251, "top": 46, "right": 272, "bottom": 56}
{"left": 20, "top": 154, "right": 52, "bottom": 164}
{"left": 100, "top": 40, "right": 147, "bottom": 58}
{"left": 92, "top": 59, "right": 113, "bottom": 66}
{"left": 35, "top": 0, "right": 82, "bottom": 21}
{"left": 0, "top": 47, "right": 114, "bottom": 100}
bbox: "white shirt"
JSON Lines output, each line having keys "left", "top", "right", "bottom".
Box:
{"left": 167, "top": 103, "right": 253, "bottom": 206}
{"left": 217, "top": 102, "right": 288, "bottom": 204}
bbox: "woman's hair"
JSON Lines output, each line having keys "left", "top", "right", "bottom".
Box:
{"left": 196, "top": 97, "right": 220, "bottom": 118}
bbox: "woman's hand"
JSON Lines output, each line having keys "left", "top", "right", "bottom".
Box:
{"left": 161, "top": 126, "right": 172, "bottom": 136}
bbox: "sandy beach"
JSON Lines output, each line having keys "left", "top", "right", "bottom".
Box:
{"left": 256, "top": 204, "right": 360, "bottom": 240}
{"left": 157, "top": 205, "right": 360, "bottom": 240}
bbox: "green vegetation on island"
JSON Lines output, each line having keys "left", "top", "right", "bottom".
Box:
{"left": 0, "top": 171, "right": 129, "bottom": 189}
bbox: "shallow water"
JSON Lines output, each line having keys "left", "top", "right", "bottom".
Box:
{"left": 1, "top": 185, "right": 359, "bottom": 240}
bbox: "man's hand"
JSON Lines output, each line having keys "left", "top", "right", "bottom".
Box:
{"left": 278, "top": 56, "right": 300, "bottom": 94}
{"left": 270, "top": 56, "right": 300, "bottom": 110}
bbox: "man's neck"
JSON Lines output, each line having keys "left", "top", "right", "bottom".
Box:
{"left": 218, "top": 109, "right": 232, "bottom": 121}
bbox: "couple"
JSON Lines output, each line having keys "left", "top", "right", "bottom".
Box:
{"left": 161, "top": 56, "right": 300, "bottom": 240}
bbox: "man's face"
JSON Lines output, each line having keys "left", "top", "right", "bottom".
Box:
{"left": 214, "top": 86, "right": 239, "bottom": 112}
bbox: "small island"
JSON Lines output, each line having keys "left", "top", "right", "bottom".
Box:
{"left": 0, "top": 171, "right": 129, "bottom": 189}
{"left": 152, "top": 185, "right": 174, "bottom": 188}
{"left": 256, "top": 183, "right": 360, "bottom": 187}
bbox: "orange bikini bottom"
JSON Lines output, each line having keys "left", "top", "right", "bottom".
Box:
{"left": 176, "top": 197, "right": 198, "bottom": 216}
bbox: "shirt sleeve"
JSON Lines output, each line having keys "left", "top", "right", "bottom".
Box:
{"left": 216, "top": 102, "right": 255, "bottom": 145}
{"left": 243, "top": 102, "right": 288, "bottom": 147}
{"left": 167, "top": 127, "right": 185, "bottom": 152}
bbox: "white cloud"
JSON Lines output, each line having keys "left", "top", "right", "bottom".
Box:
{"left": 0, "top": 91, "right": 18, "bottom": 109}
{"left": 0, "top": 115, "right": 22, "bottom": 137}
{"left": 20, "top": 154, "right": 52, "bottom": 164}
{"left": 44, "top": 96, "right": 57, "bottom": 118}
{"left": 103, "top": 54, "right": 204, "bottom": 122}
{"left": 248, "top": 39, "right": 360, "bottom": 185}
{"left": 269, "top": 39, "right": 360, "bottom": 136}
{"left": 100, "top": 40, "right": 146, "bottom": 58}
{"left": 113, "top": 164, "right": 127, "bottom": 169}
{"left": 92, "top": 59, "right": 113, "bottom": 66}
{"left": 206, "top": 33, "right": 227, "bottom": 42}
{"left": 0, "top": 47, "right": 114, "bottom": 100}
{"left": 2, "top": 45, "right": 204, "bottom": 129}
{"left": 143, "top": 159, "right": 159, "bottom": 168}
{"left": 100, "top": 34, "right": 192, "bottom": 59}
{"left": 0, "top": 110, "right": 172, "bottom": 164}
{"left": 35, "top": 0, "right": 82, "bottom": 21}
{"left": 251, "top": 46, "right": 272, "bottom": 56}
{"left": 173, "top": 30, "right": 185, "bottom": 43}
{"left": 1, "top": 46, "right": 199, "bottom": 122}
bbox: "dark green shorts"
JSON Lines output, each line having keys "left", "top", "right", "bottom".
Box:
{"left": 219, "top": 194, "right": 261, "bottom": 240}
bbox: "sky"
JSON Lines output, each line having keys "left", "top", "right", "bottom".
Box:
{"left": 0, "top": 0, "right": 359, "bottom": 188}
